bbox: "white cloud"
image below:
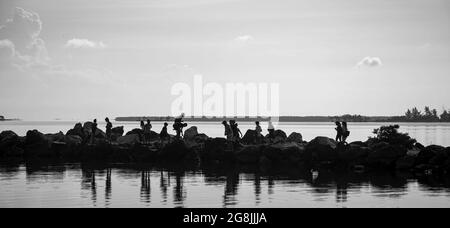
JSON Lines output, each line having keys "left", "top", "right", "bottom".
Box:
{"left": 65, "top": 38, "right": 106, "bottom": 49}
{"left": 356, "top": 56, "right": 382, "bottom": 68}
{"left": 234, "top": 35, "right": 253, "bottom": 42}
{"left": 0, "top": 7, "right": 49, "bottom": 68}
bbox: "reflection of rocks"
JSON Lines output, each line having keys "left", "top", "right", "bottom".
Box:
{"left": 1, "top": 129, "right": 450, "bottom": 176}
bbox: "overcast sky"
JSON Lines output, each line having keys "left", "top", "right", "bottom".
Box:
{"left": 0, "top": 0, "right": 449, "bottom": 120}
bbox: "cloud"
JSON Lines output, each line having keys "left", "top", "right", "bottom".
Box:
{"left": 356, "top": 56, "right": 382, "bottom": 68}
{"left": 234, "top": 35, "right": 253, "bottom": 42}
{"left": 0, "top": 7, "right": 49, "bottom": 69}
{"left": 65, "top": 39, "right": 106, "bottom": 49}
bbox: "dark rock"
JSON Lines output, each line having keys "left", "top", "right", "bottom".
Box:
{"left": 202, "top": 138, "right": 234, "bottom": 163}
{"left": 183, "top": 126, "right": 198, "bottom": 141}
{"left": 395, "top": 155, "right": 416, "bottom": 170}
{"left": 45, "top": 131, "right": 65, "bottom": 142}
{"left": 349, "top": 141, "right": 368, "bottom": 147}
{"left": 287, "top": 132, "right": 303, "bottom": 143}
{"left": 159, "top": 140, "right": 199, "bottom": 164}
{"left": 24, "top": 130, "right": 53, "bottom": 157}
{"left": 367, "top": 142, "right": 407, "bottom": 167}
{"left": 415, "top": 142, "right": 425, "bottom": 150}
{"left": 66, "top": 123, "right": 85, "bottom": 139}
{"left": 262, "top": 142, "right": 306, "bottom": 165}
{"left": 111, "top": 126, "right": 124, "bottom": 140}
{"left": 416, "top": 145, "right": 446, "bottom": 165}
{"left": 338, "top": 144, "right": 370, "bottom": 165}
{"left": 117, "top": 134, "right": 140, "bottom": 145}
{"left": 126, "top": 128, "right": 143, "bottom": 138}
{"left": 266, "top": 129, "right": 287, "bottom": 143}
{"left": 242, "top": 129, "right": 258, "bottom": 144}
{"left": 306, "top": 136, "right": 338, "bottom": 162}
{"left": 235, "top": 145, "right": 263, "bottom": 164}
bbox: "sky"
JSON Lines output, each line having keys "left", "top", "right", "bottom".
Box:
{"left": 0, "top": 0, "right": 449, "bottom": 120}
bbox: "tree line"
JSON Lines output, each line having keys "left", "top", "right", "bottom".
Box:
{"left": 402, "top": 107, "right": 450, "bottom": 122}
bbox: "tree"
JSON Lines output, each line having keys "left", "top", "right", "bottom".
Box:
{"left": 405, "top": 109, "right": 412, "bottom": 120}
{"left": 441, "top": 110, "right": 450, "bottom": 122}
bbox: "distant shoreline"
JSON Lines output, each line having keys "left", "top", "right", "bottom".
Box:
{"left": 115, "top": 116, "right": 450, "bottom": 123}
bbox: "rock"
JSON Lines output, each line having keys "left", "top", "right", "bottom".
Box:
{"left": 117, "top": 134, "right": 140, "bottom": 145}
{"left": 262, "top": 142, "right": 306, "bottom": 165}
{"left": 194, "top": 133, "right": 209, "bottom": 144}
{"left": 235, "top": 145, "right": 263, "bottom": 164}
{"left": 202, "top": 138, "right": 234, "bottom": 163}
{"left": 66, "top": 123, "right": 85, "bottom": 139}
{"left": 147, "top": 131, "right": 160, "bottom": 142}
{"left": 0, "top": 131, "right": 21, "bottom": 157}
{"left": 83, "top": 122, "right": 106, "bottom": 139}
{"left": 45, "top": 131, "right": 65, "bottom": 143}
{"left": 159, "top": 140, "right": 199, "bottom": 164}
{"left": 367, "top": 142, "right": 407, "bottom": 167}
{"left": 338, "top": 144, "right": 370, "bottom": 165}
{"left": 183, "top": 126, "right": 198, "bottom": 141}
{"left": 306, "top": 136, "right": 338, "bottom": 162}
{"left": 242, "top": 129, "right": 258, "bottom": 144}
{"left": 64, "top": 135, "right": 82, "bottom": 145}
{"left": 266, "top": 130, "right": 287, "bottom": 143}
{"left": 24, "top": 130, "right": 53, "bottom": 157}
{"left": 395, "top": 155, "right": 416, "bottom": 170}
{"left": 416, "top": 145, "right": 446, "bottom": 165}
{"left": 25, "top": 130, "right": 49, "bottom": 146}
{"left": 406, "top": 146, "right": 421, "bottom": 156}
{"left": 111, "top": 126, "right": 124, "bottom": 141}
{"left": 415, "top": 142, "right": 425, "bottom": 150}
{"left": 349, "top": 141, "right": 368, "bottom": 147}
{"left": 287, "top": 132, "right": 303, "bottom": 143}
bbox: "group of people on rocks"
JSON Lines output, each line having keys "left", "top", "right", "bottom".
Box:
{"left": 89, "top": 114, "right": 350, "bottom": 145}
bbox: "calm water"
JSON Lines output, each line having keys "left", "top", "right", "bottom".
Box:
{"left": 0, "top": 163, "right": 449, "bottom": 208}
{"left": 1, "top": 121, "right": 450, "bottom": 146}
{"left": 1, "top": 121, "right": 450, "bottom": 208}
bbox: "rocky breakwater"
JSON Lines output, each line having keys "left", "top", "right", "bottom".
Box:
{"left": 1, "top": 124, "right": 450, "bottom": 175}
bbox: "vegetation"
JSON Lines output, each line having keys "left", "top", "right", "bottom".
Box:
{"left": 402, "top": 106, "right": 450, "bottom": 122}
{"left": 371, "top": 125, "right": 416, "bottom": 148}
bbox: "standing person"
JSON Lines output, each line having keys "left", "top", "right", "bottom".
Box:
{"left": 91, "top": 119, "right": 98, "bottom": 144}
{"left": 222, "top": 120, "right": 233, "bottom": 149}
{"left": 105, "top": 117, "right": 112, "bottom": 142}
{"left": 144, "top": 119, "right": 152, "bottom": 143}
{"left": 229, "top": 120, "right": 242, "bottom": 142}
{"left": 160, "top": 122, "right": 170, "bottom": 143}
{"left": 173, "top": 113, "right": 186, "bottom": 139}
{"left": 139, "top": 120, "right": 145, "bottom": 142}
{"left": 335, "top": 121, "right": 343, "bottom": 142}
{"left": 255, "top": 121, "right": 262, "bottom": 144}
{"left": 267, "top": 120, "right": 275, "bottom": 142}
{"left": 342, "top": 122, "right": 350, "bottom": 143}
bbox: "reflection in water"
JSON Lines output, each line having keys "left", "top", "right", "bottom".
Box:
{"left": 1, "top": 162, "right": 450, "bottom": 207}
{"left": 105, "top": 168, "right": 111, "bottom": 206}
{"left": 141, "top": 170, "right": 151, "bottom": 204}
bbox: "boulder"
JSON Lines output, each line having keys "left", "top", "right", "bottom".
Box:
{"left": 338, "top": 144, "right": 370, "bottom": 165}
{"left": 262, "top": 142, "right": 306, "bottom": 165}
{"left": 395, "top": 155, "right": 416, "bottom": 170}
{"left": 406, "top": 147, "right": 421, "bottom": 156}
{"left": 183, "top": 126, "right": 198, "bottom": 141}
{"left": 45, "top": 131, "right": 65, "bottom": 143}
{"left": 349, "top": 141, "right": 368, "bottom": 147}
{"left": 266, "top": 129, "right": 287, "bottom": 143}
{"left": 0, "top": 131, "right": 21, "bottom": 157}
{"left": 64, "top": 135, "right": 82, "bottom": 145}
{"left": 306, "top": 136, "right": 338, "bottom": 162}
{"left": 25, "top": 130, "right": 49, "bottom": 146}
{"left": 242, "top": 129, "right": 258, "bottom": 144}
{"left": 83, "top": 122, "right": 106, "bottom": 139}
{"left": 117, "top": 134, "right": 140, "bottom": 145}
{"left": 111, "top": 126, "right": 124, "bottom": 141}
{"left": 235, "top": 145, "right": 263, "bottom": 164}
{"left": 416, "top": 145, "right": 446, "bottom": 165}
{"left": 24, "top": 130, "right": 53, "bottom": 157}
{"left": 159, "top": 140, "right": 199, "bottom": 164}
{"left": 202, "top": 138, "right": 234, "bottom": 163}
{"left": 367, "top": 142, "right": 407, "bottom": 167}
{"left": 66, "top": 123, "right": 85, "bottom": 139}
{"left": 287, "top": 132, "right": 303, "bottom": 143}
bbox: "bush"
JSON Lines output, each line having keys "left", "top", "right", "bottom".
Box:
{"left": 371, "top": 125, "right": 416, "bottom": 148}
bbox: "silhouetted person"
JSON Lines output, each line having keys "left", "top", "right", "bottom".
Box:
{"left": 335, "top": 121, "right": 343, "bottom": 142}
{"left": 255, "top": 121, "right": 262, "bottom": 144}
{"left": 140, "top": 120, "right": 145, "bottom": 142}
{"left": 144, "top": 119, "right": 152, "bottom": 143}
{"left": 160, "top": 122, "right": 170, "bottom": 143}
{"left": 105, "top": 117, "right": 112, "bottom": 142}
{"left": 267, "top": 120, "right": 275, "bottom": 142}
{"left": 342, "top": 121, "right": 350, "bottom": 143}
{"left": 223, "top": 120, "right": 233, "bottom": 150}
{"left": 173, "top": 113, "right": 187, "bottom": 138}
{"left": 229, "top": 120, "right": 242, "bottom": 142}
{"left": 91, "top": 119, "right": 97, "bottom": 144}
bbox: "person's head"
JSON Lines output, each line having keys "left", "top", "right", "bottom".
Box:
{"left": 105, "top": 117, "right": 109, "bottom": 122}
{"left": 164, "top": 122, "right": 168, "bottom": 126}
{"left": 147, "top": 119, "right": 150, "bottom": 124}
{"left": 140, "top": 120, "right": 144, "bottom": 125}
{"left": 342, "top": 122, "right": 347, "bottom": 127}
{"left": 93, "top": 119, "right": 97, "bottom": 123}
{"left": 335, "top": 121, "right": 341, "bottom": 126}
{"left": 222, "top": 120, "right": 227, "bottom": 125}
{"left": 255, "top": 121, "right": 260, "bottom": 125}
{"left": 229, "top": 120, "right": 235, "bottom": 124}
